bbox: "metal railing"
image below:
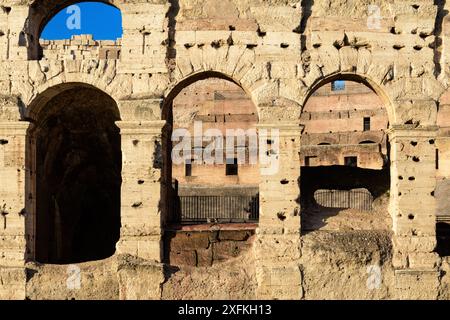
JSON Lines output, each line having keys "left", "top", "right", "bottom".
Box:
{"left": 314, "top": 189, "right": 373, "bottom": 211}
{"left": 173, "top": 194, "right": 259, "bottom": 224}
{"left": 437, "top": 216, "right": 450, "bottom": 224}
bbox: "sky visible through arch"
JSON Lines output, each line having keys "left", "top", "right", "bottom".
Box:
{"left": 40, "top": 2, "right": 122, "bottom": 40}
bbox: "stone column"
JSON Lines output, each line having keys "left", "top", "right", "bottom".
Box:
{"left": 0, "top": 121, "right": 29, "bottom": 299}
{"left": 254, "top": 122, "right": 303, "bottom": 300}
{"left": 115, "top": 120, "right": 166, "bottom": 262}
{"left": 388, "top": 125, "right": 440, "bottom": 299}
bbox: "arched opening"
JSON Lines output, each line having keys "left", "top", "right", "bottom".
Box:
{"left": 25, "top": 1, "right": 122, "bottom": 59}
{"left": 300, "top": 78, "right": 391, "bottom": 232}
{"left": 26, "top": 84, "right": 122, "bottom": 264}
{"left": 436, "top": 89, "right": 450, "bottom": 256}
{"left": 161, "top": 75, "right": 259, "bottom": 267}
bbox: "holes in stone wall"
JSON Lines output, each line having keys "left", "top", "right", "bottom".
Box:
{"left": 277, "top": 212, "right": 286, "bottom": 221}
{"left": 412, "top": 156, "right": 420, "bottom": 162}
{"left": 419, "top": 33, "right": 428, "bottom": 40}
{"left": 408, "top": 176, "right": 416, "bottom": 181}
{"left": 408, "top": 213, "right": 415, "bottom": 220}
{"left": 257, "top": 27, "right": 266, "bottom": 37}
{"left": 0, "top": 139, "right": 8, "bottom": 145}
{"left": 411, "top": 141, "right": 418, "bottom": 146}
{"left": 132, "top": 202, "right": 143, "bottom": 208}
{"left": 211, "top": 40, "right": 222, "bottom": 49}
{"left": 1, "top": 6, "right": 11, "bottom": 14}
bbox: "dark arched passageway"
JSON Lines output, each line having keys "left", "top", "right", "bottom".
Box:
{"left": 29, "top": 86, "right": 122, "bottom": 263}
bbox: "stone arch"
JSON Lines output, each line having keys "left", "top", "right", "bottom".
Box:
{"left": 301, "top": 73, "right": 396, "bottom": 126}
{"left": 163, "top": 70, "right": 259, "bottom": 120}
{"left": 25, "top": 82, "right": 122, "bottom": 264}
{"left": 24, "top": 0, "right": 123, "bottom": 60}
{"left": 299, "top": 73, "right": 392, "bottom": 231}
{"left": 26, "top": 81, "right": 120, "bottom": 119}
{"left": 161, "top": 71, "right": 260, "bottom": 227}
{"left": 24, "top": 70, "right": 124, "bottom": 119}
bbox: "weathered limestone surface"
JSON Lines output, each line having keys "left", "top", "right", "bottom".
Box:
{"left": 0, "top": 0, "right": 450, "bottom": 299}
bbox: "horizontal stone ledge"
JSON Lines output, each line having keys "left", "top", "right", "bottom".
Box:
{"left": 115, "top": 120, "right": 166, "bottom": 134}
{"left": 387, "top": 125, "right": 440, "bottom": 139}
{"left": 256, "top": 123, "right": 305, "bottom": 133}
{"left": 394, "top": 269, "right": 440, "bottom": 275}
{"left": 0, "top": 122, "right": 30, "bottom": 134}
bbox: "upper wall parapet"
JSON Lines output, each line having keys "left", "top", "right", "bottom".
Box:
{"left": 0, "top": 0, "right": 447, "bottom": 126}
{"left": 175, "top": 0, "right": 301, "bottom": 32}
{"left": 40, "top": 34, "right": 121, "bottom": 60}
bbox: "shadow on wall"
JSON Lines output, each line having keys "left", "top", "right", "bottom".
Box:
{"left": 433, "top": 0, "right": 448, "bottom": 77}
{"left": 436, "top": 222, "right": 450, "bottom": 256}
{"left": 299, "top": 0, "right": 314, "bottom": 49}
{"left": 300, "top": 165, "right": 390, "bottom": 232}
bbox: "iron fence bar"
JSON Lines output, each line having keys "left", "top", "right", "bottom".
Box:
{"left": 176, "top": 194, "right": 260, "bottom": 223}
{"left": 314, "top": 189, "right": 373, "bottom": 211}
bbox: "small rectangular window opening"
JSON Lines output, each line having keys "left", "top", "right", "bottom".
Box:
{"left": 226, "top": 158, "right": 238, "bottom": 176}
{"left": 363, "top": 117, "right": 371, "bottom": 131}
{"left": 344, "top": 156, "right": 358, "bottom": 167}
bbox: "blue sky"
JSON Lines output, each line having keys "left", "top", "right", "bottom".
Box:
{"left": 41, "top": 2, "right": 122, "bottom": 40}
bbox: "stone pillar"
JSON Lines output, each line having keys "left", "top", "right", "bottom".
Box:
{"left": 388, "top": 125, "right": 440, "bottom": 299}
{"left": 115, "top": 120, "right": 166, "bottom": 262}
{"left": 0, "top": 121, "right": 29, "bottom": 300}
{"left": 254, "top": 123, "right": 303, "bottom": 300}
